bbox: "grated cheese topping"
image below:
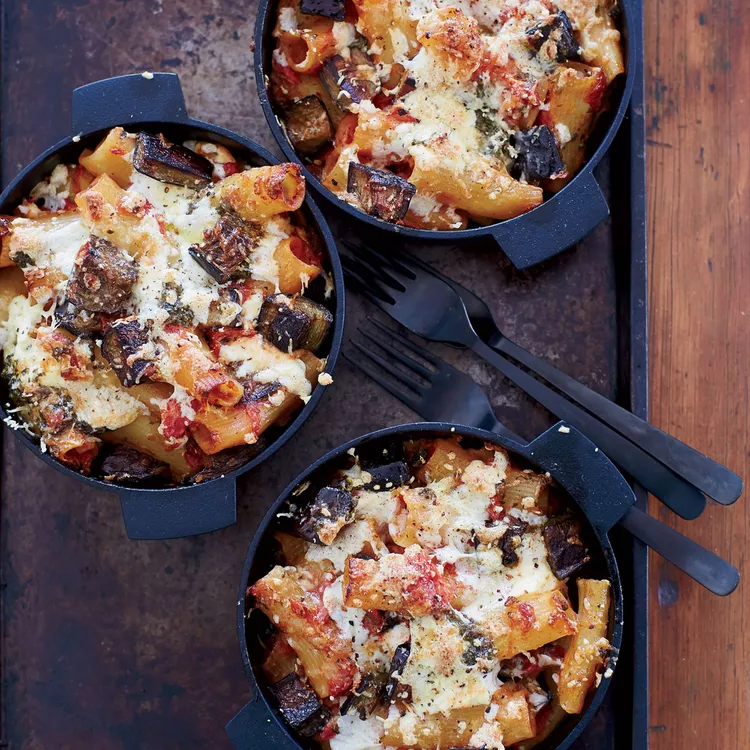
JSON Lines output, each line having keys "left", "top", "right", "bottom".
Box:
{"left": 254, "top": 437, "right": 613, "bottom": 748}
{"left": 0, "top": 131, "right": 331, "bottom": 483}
{"left": 272, "top": 0, "right": 624, "bottom": 228}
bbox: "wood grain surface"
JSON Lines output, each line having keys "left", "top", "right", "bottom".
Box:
{"left": 646, "top": 0, "right": 749, "bottom": 746}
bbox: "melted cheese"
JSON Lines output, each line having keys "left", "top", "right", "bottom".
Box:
{"left": 323, "top": 576, "right": 410, "bottom": 671}
{"left": 128, "top": 172, "right": 221, "bottom": 248}
{"left": 282, "top": 0, "right": 615, "bottom": 224}
{"left": 395, "top": 474, "right": 493, "bottom": 550}
{"left": 1, "top": 295, "right": 145, "bottom": 431}
{"left": 60, "top": 381, "right": 146, "bottom": 430}
{"left": 0, "top": 142, "right": 319, "bottom": 461}
{"left": 219, "top": 335, "right": 311, "bottom": 398}
{"left": 324, "top": 577, "right": 372, "bottom": 664}
{"left": 240, "top": 291, "right": 265, "bottom": 328}
{"left": 444, "top": 533, "right": 560, "bottom": 625}
{"left": 469, "top": 716, "right": 507, "bottom": 750}
{"left": 332, "top": 22, "right": 358, "bottom": 54}
{"left": 462, "top": 451, "right": 509, "bottom": 495}
{"left": 354, "top": 488, "right": 400, "bottom": 527}
{"left": 247, "top": 218, "right": 287, "bottom": 289}
{"left": 306, "top": 519, "right": 388, "bottom": 571}
{"left": 400, "top": 615, "right": 491, "bottom": 714}
{"left": 330, "top": 714, "right": 384, "bottom": 750}
{"left": 28, "top": 164, "right": 73, "bottom": 211}
{"left": 0, "top": 295, "right": 52, "bottom": 380}
{"left": 8, "top": 213, "right": 89, "bottom": 285}
{"left": 253, "top": 442, "right": 608, "bottom": 747}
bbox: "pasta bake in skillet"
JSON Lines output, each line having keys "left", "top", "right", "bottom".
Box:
{"left": 268, "top": 0, "right": 625, "bottom": 229}
{"left": 247, "top": 433, "right": 613, "bottom": 749}
{"left": 0, "top": 128, "right": 335, "bottom": 486}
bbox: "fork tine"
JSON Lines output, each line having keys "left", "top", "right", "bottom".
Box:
{"left": 350, "top": 340, "right": 430, "bottom": 394}
{"left": 342, "top": 351, "right": 425, "bottom": 413}
{"left": 358, "top": 326, "right": 434, "bottom": 380}
{"left": 366, "top": 318, "right": 445, "bottom": 368}
{"left": 342, "top": 271, "right": 392, "bottom": 309}
{"left": 341, "top": 238, "right": 417, "bottom": 282}
{"left": 341, "top": 240, "right": 409, "bottom": 293}
{"left": 341, "top": 257, "right": 396, "bottom": 306}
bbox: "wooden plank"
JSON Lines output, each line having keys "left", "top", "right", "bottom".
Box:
{"left": 646, "top": 0, "right": 749, "bottom": 745}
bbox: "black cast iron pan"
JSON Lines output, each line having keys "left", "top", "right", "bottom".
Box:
{"left": 226, "top": 421, "right": 629, "bottom": 750}
{"left": 254, "top": 0, "right": 637, "bottom": 269}
{"left": 0, "top": 73, "right": 345, "bottom": 541}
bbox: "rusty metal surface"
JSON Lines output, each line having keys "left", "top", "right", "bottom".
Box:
{"left": 0, "top": 1, "right": 633, "bottom": 748}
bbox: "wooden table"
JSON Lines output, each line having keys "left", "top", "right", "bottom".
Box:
{"left": 0, "top": 0, "right": 744, "bottom": 748}
{"left": 646, "top": 0, "right": 748, "bottom": 746}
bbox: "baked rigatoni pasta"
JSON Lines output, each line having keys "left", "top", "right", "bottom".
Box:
{"left": 269, "top": 0, "right": 625, "bottom": 228}
{"left": 248, "top": 436, "right": 613, "bottom": 747}
{"left": 0, "top": 128, "right": 334, "bottom": 485}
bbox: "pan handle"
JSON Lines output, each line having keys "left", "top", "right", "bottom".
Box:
{"left": 116, "top": 477, "right": 236, "bottom": 540}
{"left": 524, "top": 422, "right": 634, "bottom": 534}
{"left": 226, "top": 694, "right": 300, "bottom": 750}
{"left": 488, "top": 170, "right": 609, "bottom": 269}
{"left": 71, "top": 73, "right": 189, "bottom": 136}
{"left": 618, "top": 506, "right": 740, "bottom": 596}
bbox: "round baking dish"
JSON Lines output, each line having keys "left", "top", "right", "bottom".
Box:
{"left": 227, "top": 421, "right": 626, "bottom": 750}
{"left": 0, "top": 73, "right": 345, "bottom": 541}
{"left": 254, "top": 0, "right": 637, "bottom": 269}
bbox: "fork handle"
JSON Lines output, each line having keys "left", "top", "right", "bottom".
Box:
{"left": 488, "top": 333, "right": 742, "bottom": 505}
{"left": 618, "top": 506, "right": 739, "bottom": 596}
{"left": 470, "top": 338, "right": 707, "bottom": 520}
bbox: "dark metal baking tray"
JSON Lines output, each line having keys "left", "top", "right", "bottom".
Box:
{"left": 0, "top": 0, "right": 647, "bottom": 748}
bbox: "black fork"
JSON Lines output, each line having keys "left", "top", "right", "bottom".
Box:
{"left": 342, "top": 238, "right": 743, "bottom": 506}
{"left": 349, "top": 318, "right": 523, "bottom": 442}
{"left": 345, "top": 321, "right": 740, "bottom": 596}
{"left": 342, "top": 244, "right": 709, "bottom": 521}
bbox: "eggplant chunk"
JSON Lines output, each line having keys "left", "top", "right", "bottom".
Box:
{"left": 383, "top": 643, "right": 411, "bottom": 703}
{"left": 347, "top": 163, "right": 416, "bottom": 222}
{"left": 511, "top": 125, "right": 567, "bottom": 183}
{"left": 296, "top": 486, "right": 356, "bottom": 545}
{"left": 55, "top": 299, "right": 104, "bottom": 337}
{"left": 526, "top": 11, "right": 580, "bottom": 63}
{"left": 133, "top": 132, "right": 213, "bottom": 188}
{"left": 189, "top": 213, "right": 256, "bottom": 282}
{"left": 341, "top": 671, "right": 388, "bottom": 720}
{"left": 543, "top": 516, "right": 591, "bottom": 579}
{"left": 257, "top": 293, "right": 333, "bottom": 352}
{"left": 101, "top": 317, "right": 156, "bottom": 387}
{"left": 363, "top": 461, "right": 410, "bottom": 491}
{"left": 300, "top": 0, "right": 345, "bottom": 20}
{"left": 499, "top": 518, "right": 528, "bottom": 567}
{"left": 242, "top": 381, "right": 282, "bottom": 403}
{"left": 190, "top": 441, "right": 268, "bottom": 482}
{"left": 271, "top": 674, "right": 331, "bottom": 737}
{"left": 66, "top": 236, "right": 138, "bottom": 314}
{"left": 100, "top": 445, "right": 170, "bottom": 485}
{"left": 319, "top": 50, "right": 380, "bottom": 114}
{"left": 285, "top": 96, "right": 333, "bottom": 155}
